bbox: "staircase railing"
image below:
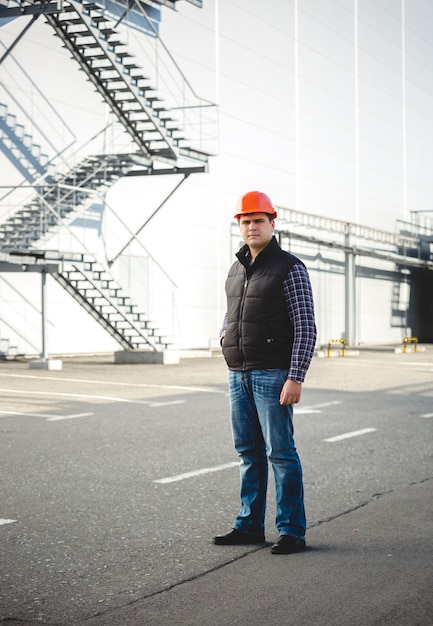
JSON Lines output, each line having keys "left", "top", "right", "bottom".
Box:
{"left": 128, "top": 0, "right": 217, "bottom": 153}
{"left": 85, "top": 0, "right": 217, "bottom": 154}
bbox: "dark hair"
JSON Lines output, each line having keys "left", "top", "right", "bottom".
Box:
{"left": 237, "top": 213, "right": 275, "bottom": 223}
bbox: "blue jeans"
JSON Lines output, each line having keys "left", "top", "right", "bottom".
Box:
{"left": 229, "top": 369, "right": 306, "bottom": 539}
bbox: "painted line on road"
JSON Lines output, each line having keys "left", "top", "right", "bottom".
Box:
{"left": 0, "top": 388, "right": 151, "bottom": 404}
{"left": 47, "top": 413, "right": 94, "bottom": 422}
{"left": 154, "top": 461, "right": 239, "bottom": 484}
{"left": 0, "top": 389, "right": 187, "bottom": 409}
{"left": 148, "top": 400, "right": 184, "bottom": 408}
{"left": 420, "top": 413, "right": 433, "bottom": 418}
{"left": 397, "top": 362, "right": 433, "bottom": 367}
{"left": 0, "top": 373, "right": 223, "bottom": 394}
{"left": 0, "top": 401, "right": 183, "bottom": 418}
{"left": 324, "top": 427, "right": 377, "bottom": 443}
{"left": 0, "top": 519, "right": 16, "bottom": 526}
{"left": 0, "top": 410, "right": 94, "bottom": 421}
{"left": 296, "top": 400, "right": 342, "bottom": 414}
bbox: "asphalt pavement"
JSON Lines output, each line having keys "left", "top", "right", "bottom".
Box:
{"left": 88, "top": 480, "right": 432, "bottom": 626}
{"left": 0, "top": 345, "right": 432, "bottom": 625}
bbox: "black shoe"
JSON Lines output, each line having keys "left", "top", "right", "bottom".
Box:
{"left": 271, "top": 535, "right": 306, "bottom": 554}
{"left": 213, "top": 529, "right": 265, "bottom": 545}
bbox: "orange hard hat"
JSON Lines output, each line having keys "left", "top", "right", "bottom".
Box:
{"left": 234, "top": 191, "right": 277, "bottom": 219}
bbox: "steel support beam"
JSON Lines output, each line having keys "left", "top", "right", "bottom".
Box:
{"left": 0, "top": 262, "right": 59, "bottom": 273}
{"left": 344, "top": 232, "right": 357, "bottom": 346}
{"left": 0, "top": 1, "right": 62, "bottom": 18}
{"left": 0, "top": 12, "right": 39, "bottom": 65}
{"left": 40, "top": 268, "right": 48, "bottom": 360}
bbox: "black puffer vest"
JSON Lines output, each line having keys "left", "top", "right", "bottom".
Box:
{"left": 222, "top": 236, "right": 304, "bottom": 371}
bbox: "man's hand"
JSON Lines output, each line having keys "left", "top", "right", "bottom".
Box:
{"left": 280, "top": 379, "right": 302, "bottom": 405}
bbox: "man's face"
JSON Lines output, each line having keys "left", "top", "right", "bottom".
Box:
{"left": 239, "top": 212, "right": 275, "bottom": 255}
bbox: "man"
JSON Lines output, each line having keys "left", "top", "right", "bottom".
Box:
{"left": 214, "top": 191, "right": 317, "bottom": 555}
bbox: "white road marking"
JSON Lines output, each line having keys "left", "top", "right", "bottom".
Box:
{"left": 0, "top": 410, "right": 94, "bottom": 420}
{"left": 296, "top": 400, "right": 342, "bottom": 414}
{"left": 420, "top": 413, "right": 433, "bottom": 418}
{"left": 154, "top": 461, "right": 239, "bottom": 484}
{"left": 0, "top": 398, "right": 184, "bottom": 418}
{"left": 0, "top": 410, "right": 59, "bottom": 418}
{"left": 0, "top": 386, "right": 188, "bottom": 409}
{"left": 47, "top": 413, "right": 94, "bottom": 422}
{"left": 324, "top": 427, "right": 377, "bottom": 443}
{"left": 0, "top": 373, "right": 222, "bottom": 394}
{"left": 397, "top": 362, "right": 433, "bottom": 367}
{"left": 148, "top": 400, "right": 184, "bottom": 408}
{"left": 0, "top": 388, "right": 150, "bottom": 404}
{"left": 0, "top": 519, "right": 16, "bottom": 526}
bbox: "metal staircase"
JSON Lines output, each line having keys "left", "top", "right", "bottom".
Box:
{"left": 0, "top": 102, "right": 52, "bottom": 182}
{"left": 0, "top": 153, "right": 139, "bottom": 252}
{"left": 45, "top": 0, "right": 210, "bottom": 170}
{"left": 52, "top": 260, "right": 170, "bottom": 350}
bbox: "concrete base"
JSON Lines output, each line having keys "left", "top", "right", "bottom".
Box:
{"left": 29, "top": 359, "right": 63, "bottom": 371}
{"left": 114, "top": 350, "right": 180, "bottom": 365}
{"left": 397, "top": 345, "right": 426, "bottom": 354}
{"left": 316, "top": 350, "right": 360, "bottom": 359}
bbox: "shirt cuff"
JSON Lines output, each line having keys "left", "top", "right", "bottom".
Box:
{"left": 287, "top": 368, "right": 306, "bottom": 383}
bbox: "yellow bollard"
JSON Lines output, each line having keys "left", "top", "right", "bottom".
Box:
{"left": 403, "top": 337, "right": 418, "bottom": 353}
{"left": 341, "top": 339, "right": 347, "bottom": 357}
{"left": 327, "top": 338, "right": 347, "bottom": 357}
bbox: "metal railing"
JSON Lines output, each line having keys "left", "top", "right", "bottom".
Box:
{"left": 276, "top": 206, "right": 420, "bottom": 250}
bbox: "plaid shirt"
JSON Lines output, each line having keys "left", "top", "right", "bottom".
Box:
{"left": 282, "top": 263, "right": 317, "bottom": 382}
{"left": 221, "top": 262, "right": 317, "bottom": 382}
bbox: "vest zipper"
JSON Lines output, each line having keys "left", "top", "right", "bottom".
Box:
{"left": 238, "top": 276, "right": 248, "bottom": 370}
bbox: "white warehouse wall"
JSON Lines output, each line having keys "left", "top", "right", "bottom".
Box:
{"left": 1, "top": 0, "right": 433, "bottom": 355}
